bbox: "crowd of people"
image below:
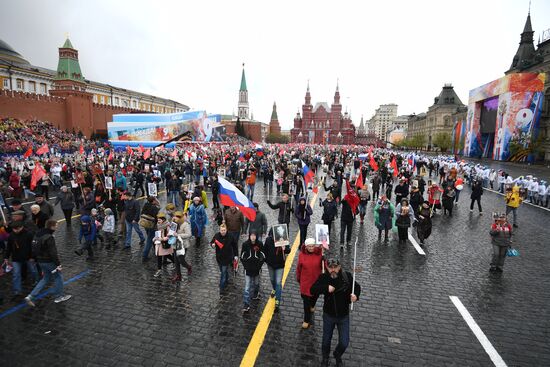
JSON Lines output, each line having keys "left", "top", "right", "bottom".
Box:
{"left": 0, "top": 118, "right": 98, "bottom": 154}
{"left": 0, "top": 126, "right": 542, "bottom": 365}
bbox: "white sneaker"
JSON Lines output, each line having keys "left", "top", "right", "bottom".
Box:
{"left": 25, "top": 296, "right": 35, "bottom": 307}
{"left": 154, "top": 270, "right": 162, "bottom": 277}
{"left": 54, "top": 295, "right": 72, "bottom": 303}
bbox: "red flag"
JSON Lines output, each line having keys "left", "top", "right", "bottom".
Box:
{"left": 23, "top": 147, "right": 33, "bottom": 158}
{"left": 108, "top": 149, "right": 114, "bottom": 161}
{"left": 355, "top": 170, "right": 364, "bottom": 189}
{"left": 391, "top": 157, "right": 398, "bottom": 177}
{"left": 369, "top": 155, "right": 379, "bottom": 171}
{"left": 36, "top": 144, "right": 49, "bottom": 155}
{"left": 30, "top": 163, "right": 46, "bottom": 190}
{"left": 171, "top": 149, "right": 178, "bottom": 157}
{"left": 214, "top": 239, "right": 224, "bottom": 249}
{"left": 138, "top": 145, "right": 145, "bottom": 153}
{"left": 143, "top": 148, "right": 151, "bottom": 160}
{"left": 79, "top": 145, "right": 84, "bottom": 154}
{"left": 344, "top": 180, "right": 360, "bottom": 215}
{"left": 126, "top": 145, "right": 133, "bottom": 156}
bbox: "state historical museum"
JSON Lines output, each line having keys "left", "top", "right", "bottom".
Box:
{"left": 291, "top": 82, "right": 355, "bottom": 144}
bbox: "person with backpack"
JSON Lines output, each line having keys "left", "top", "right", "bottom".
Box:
{"left": 311, "top": 257, "right": 361, "bottom": 367}
{"left": 3, "top": 221, "right": 38, "bottom": 299}
{"left": 240, "top": 231, "right": 265, "bottom": 313}
{"left": 74, "top": 215, "right": 97, "bottom": 260}
{"left": 296, "top": 238, "right": 323, "bottom": 329}
{"left": 25, "top": 219, "right": 71, "bottom": 307}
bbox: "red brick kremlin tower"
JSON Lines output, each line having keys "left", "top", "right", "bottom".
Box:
{"left": 269, "top": 101, "right": 281, "bottom": 134}
{"left": 291, "top": 81, "right": 355, "bottom": 144}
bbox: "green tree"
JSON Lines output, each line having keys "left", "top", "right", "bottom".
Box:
{"left": 235, "top": 118, "right": 246, "bottom": 137}
{"left": 265, "top": 133, "right": 289, "bottom": 144}
{"left": 433, "top": 132, "right": 452, "bottom": 152}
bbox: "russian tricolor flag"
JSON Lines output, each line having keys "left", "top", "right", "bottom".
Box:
{"left": 255, "top": 144, "right": 264, "bottom": 157}
{"left": 301, "top": 160, "right": 317, "bottom": 193}
{"left": 218, "top": 176, "right": 257, "bottom": 221}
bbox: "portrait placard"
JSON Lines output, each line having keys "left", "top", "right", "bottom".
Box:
{"left": 273, "top": 224, "right": 289, "bottom": 247}
{"left": 315, "top": 224, "right": 330, "bottom": 248}
{"left": 105, "top": 177, "right": 113, "bottom": 190}
{"left": 148, "top": 183, "right": 157, "bottom": 197}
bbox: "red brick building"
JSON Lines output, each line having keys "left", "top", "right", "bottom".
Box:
{"left": 291, "top": 82, "right": 355, "bottom": 144}
{"left": 0, "top": 38, "right": 188, "bottom": 137}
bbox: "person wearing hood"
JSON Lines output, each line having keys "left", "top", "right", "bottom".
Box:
{"left": 296, "top": 238, "right": 323, "bottom": 329}
{"left": 152, "top": 213, "right": 174, "bottom": 278}
{"left": 320, "top": 193, "right": 338, "bottom": 236}
{"left": 30, "top": 204, "right": 49, "bottom": 230}
{"left": 394, "top": 199, "right": 416, "bottom": 244}
{"left": 245, "top": 202, "right": 268, "bottom": 240}
{"left": 75, "top": 215, "right": 97, "bottom": 260}
{"left": 189, "top": 196, "right": 208, "bottom": 247}
{"left": 295, "top": 196, "right": 313, "bottom": 247}
{"left": 25, "top": 220, "right": 71, "bottom": 307}
{"left": 374, "top": 195, "right": 395, "bottom": 242}
{"left": 505, "top": 185, "right": 522, "bottom": 228}
{"left": 415, "top": 201, "right": 433, "bottom": 246}
{"left": 172, "top": 211, "right": 192, "bottom": 282}
{"left": 240, "top": 231, "right": 265, "bottom": 313}
{"left": 115, "top": 171, "right": 127, "bottom": 191}
{"left": 54, "top": 186, "right": 75, "bottom": 226}
{"left": 211, "top": 224, "right": 238, "bottom": 294}
{"left": 263, "top": 228, "right": 291, "bottom": 312}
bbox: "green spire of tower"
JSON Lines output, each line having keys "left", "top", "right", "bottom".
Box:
{"left": 271, "top": 102, "right": 278, "bottom": 121}
{"left": 240, "top": 63, "right": 247, "bottom": 91}
{"left": 56, "top": 37, "right": 84, "bottom": 83}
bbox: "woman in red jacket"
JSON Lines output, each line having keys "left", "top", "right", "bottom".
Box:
{"left": 296, "top": 238, "right": 323, "bottom": 329}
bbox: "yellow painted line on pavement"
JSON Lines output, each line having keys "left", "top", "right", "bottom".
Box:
{"left": 56, "top": 190, "right": 166, "bottom": 223}
{"left": 240, "top": 191, "right": 319, "bottom": 367}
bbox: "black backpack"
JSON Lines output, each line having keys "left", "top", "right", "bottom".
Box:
{"left": 31, "top": 234, "right": 52, "bottom": 258}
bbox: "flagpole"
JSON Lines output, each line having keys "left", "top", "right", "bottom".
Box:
{"left": 351, "top": 236, "right": 358, "bottom": 311}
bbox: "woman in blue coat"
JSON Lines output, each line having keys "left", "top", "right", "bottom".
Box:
{"left": 188, "top": 196, "right": 208, "bottom": 246}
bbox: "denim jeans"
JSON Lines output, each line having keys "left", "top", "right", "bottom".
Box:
{"left": 228, "top": 231, "right": 240, "bottom": 247}
{"left": 322, "top": 313, "right": 350, "bottom": 360}
{"left": 243, "top": 274, "right": 260, "bottom": 306}
{"left": 268, "top": 266, "right": 283, "bottom": 301}
{"left": 246, "top": 184, "right": 255, "bottom": 200}
{"left": 219, "top": 264, "right": 229, "bottom": 290}
{"left": 298, "top": 224, "right": 308, "bottom": 246}
{"left": 169, "top": 191, "right": 179, "bottom": 207}
{"left": 125, "top": 220, "right": 145, "bottom": 247}
{"left": 12, "top": 260, "right": 38, "bottom": 294}
{"left": 506, "top": 206, "right": 517, "bottom": 225}
{"left": 29, "top": 262, "right": 64, "bottom": 300}
{"left": 142, "top": 228, "right": 156, "bottom": 259}
{"left": 455, "top": 189, "right": 461, "bottom": 202}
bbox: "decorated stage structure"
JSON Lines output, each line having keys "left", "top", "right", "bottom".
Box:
{"left": 108, "top": 111, "right": 225, "bottom": 149}
{"left": 452, "top": 73, "right": 545, "bottom": 162}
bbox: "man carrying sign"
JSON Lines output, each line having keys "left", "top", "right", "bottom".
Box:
{"left": 210, "top": 224, "right": 238, "bottom": 295}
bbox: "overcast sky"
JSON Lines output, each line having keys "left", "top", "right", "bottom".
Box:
{"left": 2, "top": 0, "right": 549, "bottom": 130}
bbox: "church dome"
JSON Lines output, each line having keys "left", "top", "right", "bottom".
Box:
{"left": 0, "top": 39, "right": 30, "bottom": 65}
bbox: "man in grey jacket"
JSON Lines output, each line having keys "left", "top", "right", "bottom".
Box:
{"left": 245, "top": 202, "right": 268, "bottom": 240}
{"left": 54, "top": 186, "right": 75, "bottom": 226}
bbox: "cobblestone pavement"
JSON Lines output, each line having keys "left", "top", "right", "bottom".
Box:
{"left": 1, "top": 178, "right": 549, "bottom": 367}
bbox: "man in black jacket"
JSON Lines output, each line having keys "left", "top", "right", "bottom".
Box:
{"left": 267, "top": 193, "right": 293, "bottom": 226}
{"left": 3, "top": 221, "right": 38, "bottom": 298}
{"left": 123, "top": 191, "right": 145, "bottom": 249}
{"left": 25, "top": 220, "right": 71, "bottom": 307}
{"left": 311, "top": 258, "right": 361, "bottom": 367}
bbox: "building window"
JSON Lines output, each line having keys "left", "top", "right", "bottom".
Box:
{"left": 2, "top": 79, "right": 9, "bottom": 89}
{"left": 16, "top": 79, "right": 24, "bottom": 90}
{"left": 28, "top": 81, "right": 36, "bottom": 92}
{"left": 132, "top": 100, "right": 137, "bottom": 108}
{"left": 100, "top": 96, "right": 105, "bottom": 104}
{"left": 40, "top": 83, "right": 47, "bottom": 94}
{"left": 123, "top": 100, "right": 129, "bottom": 107}
{"left": 114, "top": 97, "right": 119, "bottom": 106}
{"left": 93, "top": 95, "right": 98, "bottom": 103}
